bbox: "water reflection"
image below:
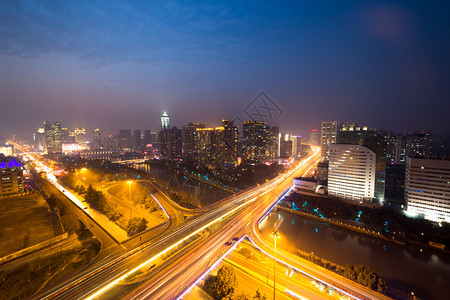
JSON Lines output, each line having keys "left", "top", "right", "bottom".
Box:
{"left": 133, "top": 163, "right": 231, "bottom": 207}
{"left": 260, "top": 211, "right": 450, "bottom": 300}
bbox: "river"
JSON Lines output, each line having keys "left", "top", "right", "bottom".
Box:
{"left": 260, "top": 211, "right": 450, "bottom": 300}
{"left": 133, "top": 163, "right": 231, "bottom": 207}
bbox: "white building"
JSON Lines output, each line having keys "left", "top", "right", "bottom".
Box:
{"left": 405, "top": 157, "right": 450, "bottom": 223}
{"left": 321, "top": 121, "right": 338, "bottom": 161}
{"left": 328, "top": 144, "right": 376, "bottom": 202}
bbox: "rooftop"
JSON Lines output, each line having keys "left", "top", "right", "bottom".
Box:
{"left": 0, "top": 157, "right": 23, "bottom": 169}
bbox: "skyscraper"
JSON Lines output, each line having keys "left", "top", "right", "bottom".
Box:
{"left": 134, "top": 129, "right": 141, "bottom": 149}
{"left": 266, "top": 126, "right": 280, "bottom": 160}
{"left": 182, "top": 123, "right": 205, "bottom": 161}
{"left": 242, "top": 121, "right": 267, "bottom": 162}
{"left": 159, "top": 126, "right": 182, "bottom": 160}
{"left": 161, "top": 111, "right": 169, "bottom": 130}
{"left": 34, "top": 127, "right": 46, "bottom": 152}
{"left": 309, "top": 129, "right": 319, "bottom": 146}
{"left": 221, "top": 119, "right": 238, "bottom": 166}
{"left": 92, "top": 128, "right": 102, "bottom": 149}
{"left": 279, "top": 133, "right": 293, "bottom": 158}
{"left": 119, "top": 129, "right": 132, "bottom": 149}
{"left": 292, "top": 135, "right": 302, "bottom": 158}
{"left": 43, "top": 120, "right": 62, "bottom": 154}
{"left": 321, "top": 121, "right": 338, "bottom": 161}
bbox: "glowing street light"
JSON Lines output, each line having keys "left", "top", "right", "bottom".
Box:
{"left": 271, "top": 231, "right": 280, "bottom": 300}
{"left": 127, "top": 181, "right": 133, "bottom": 219}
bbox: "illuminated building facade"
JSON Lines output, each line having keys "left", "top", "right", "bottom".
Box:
{"left": 309, "top": 129, "right": 319, "bottom": 146}
{"left": 338, "top": 126, "right": 387, "bottom": 202}
{"left": 292, "top": 135, "right": 302, "bottom": 158}
{"left": 134, "top": 129, "right": 141, "bottom": 149}
{"left": 279, "top": 133, "right": 293, "bottom": 158}
{"left": 92, "top": 128, "right": 102, "bottom": 149}
{"left": 33, "top": 128, "right": 46, "bottom": 152}
{"left": 405, "top": 157, "right": 450, "bottom": 222}
{"left": 0, "top": 156, "right": 24, "bottom": 196}
{"left": 242, "top": 121, "right": 267, "bottom": 162}
{"left": 74, "top": 127, "right": 86, "bottom": 146}
{"left": 221, "top": 119, "right": 238, "bottom": 166}
{"left": 182, "top": 123, "right": 205, "bottom": 161}
{"left": 161, "top": 111, "right": 170, "bottom": 130}
{"left": 159, "top": 126, "right": 182, "bottom": 160}
{"left": 266, "top": 126, "right": 279, "bottom": 160}
{"left": 321, "top": 121, "right": 338, "bottom": 161}
{"left": 43, "top": 120, "right": 62, "bottom": 154}
{"left": 328, "top": 144, "right": 376, "bottom": 202}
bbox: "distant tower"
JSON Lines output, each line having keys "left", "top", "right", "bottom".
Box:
{"left": 161, "top": 112, "right": 170, "bottom": 130}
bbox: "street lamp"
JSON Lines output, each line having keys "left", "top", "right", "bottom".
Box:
{"left": 271, "top": 231, "right": 280, "bottom": 300}
{"left": 127, "top": 181, "right": 133, "bottom": 219}
{"left": 81, "top": 168, "right": 87, "bottom": 186}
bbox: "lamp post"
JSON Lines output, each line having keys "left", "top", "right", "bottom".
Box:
{"left": 127, "top": 181, "right": 133, "bottom": 219}
{"left": 271, "top": 231, "right": 280, "bottom": 300}
{"left": 81, "top": 168, "right": 87, "bottom": 186}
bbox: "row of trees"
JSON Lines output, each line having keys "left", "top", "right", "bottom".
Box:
{"left": 285, "top": 192, "right": 450, "bottom": 247}
{"left": 293, "top": 250, "right": 385, "bottom": 293}
{"left": 202, "top": 265, "right": 267, "bottom": 300}
{"left": 85, "top": 185, "right": 124, "bottom": 222}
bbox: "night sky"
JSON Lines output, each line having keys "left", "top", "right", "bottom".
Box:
{"left": 1, "top": 1, "right": 449, "bottom": 139}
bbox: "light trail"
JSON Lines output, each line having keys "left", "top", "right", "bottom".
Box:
{"left": 176, "top": 236, "right": 247, "bottom": 300}
{"left": 245, "top": 236, "right": 360, "bottom": 300}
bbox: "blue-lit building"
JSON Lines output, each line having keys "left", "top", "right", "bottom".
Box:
{"left": 0, "top": 156, "right": 24, "bottom": 196}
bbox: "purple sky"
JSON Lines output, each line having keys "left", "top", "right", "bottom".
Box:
{"left": 1, "top": 1, "right": 449, "bottom": 140}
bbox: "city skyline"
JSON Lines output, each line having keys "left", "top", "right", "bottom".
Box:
{"left": 1, "top": 0, "right": 450, "bottom": 139}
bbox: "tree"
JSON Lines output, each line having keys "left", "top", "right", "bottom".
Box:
{"left": 253, "top": 289, "right": 267, "bottom": 300}
{"left": 126, "top": 217, "right": 148, "bottom": 236}
{"left": 203, "top": 265, "right": 237, "bottom": 300}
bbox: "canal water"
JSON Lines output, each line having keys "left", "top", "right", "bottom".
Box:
{"left": 134, "top": 163, "right": 231, "bottom": 207}
{"left": 260, "top": 211, "right": 450, "bottom": 300}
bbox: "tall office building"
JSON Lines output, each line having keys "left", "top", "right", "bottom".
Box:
{"left": 43, "top": 120, "right": 62, "bottom": 154}
{"left": 119, "top": 129, "right": 132, "bottom": 149}
{"left": 321, "top": 121, "right": 338, "bottom": 161}
{"left": 161, "top": 112, "right": 170, "bottom": 130}
{"left": 61, "top": 128, "right": 69, "bottom": 143}
{"left": 92, "top": 128, "right": 102, "bottom": 149}
{"left": 143, "top": 130, "right": 151, "bottom": 147}
{"left": 309, "top": 129, "right": 319, "bottom": 146}
{"left": 405, "top": 157, "right": 450, "bottom": 222}
{"left": 0, "top": 156, "right": 24, "bottom": 196}
{"left": 292, "top": 136, "right": 302, "bottom": 158}
{"left": 182, "top": 123, "right": 205, "bottom": 161}
{"left": 221, "top": 119, "right": 238, "bottom": 166}
{"left": 34, "top": 128, "right": 46, "bottom": 152}
{"left": 266, "top": 126, "right": 280, "bottom": 160}
{"left": 74, "top": 127, "right": 86, "bottom": 146}
{"left": 134, "top": 130, "right": 141, "bottom": 149}
{"left": 328, "top": 144, "right": 376, "bottom": 202}
{"left": 242, "top": 121, "right": 267, "bottom": 162}
{"left": 279, "top": 133, "right": 293, "bottom": 158}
